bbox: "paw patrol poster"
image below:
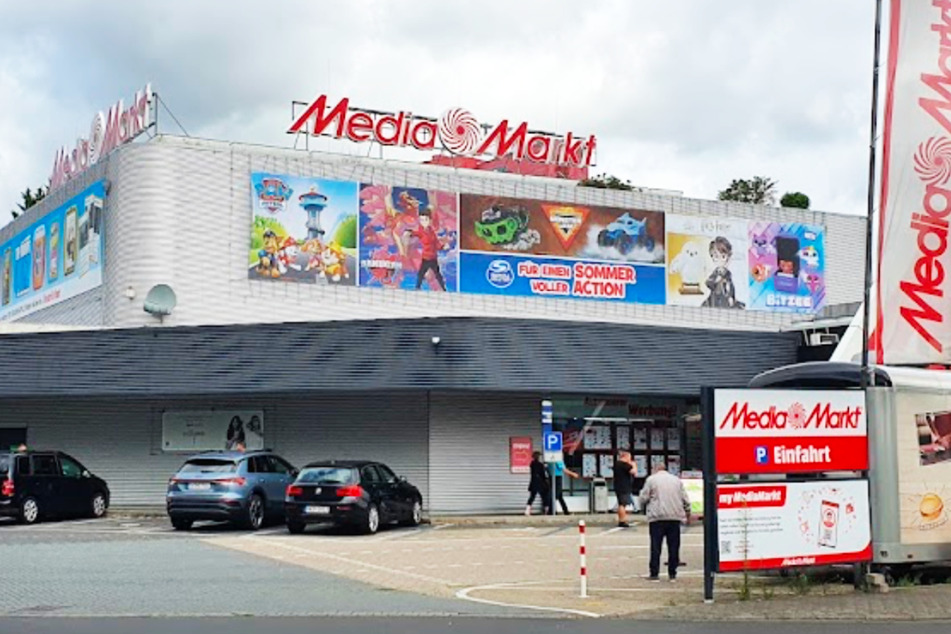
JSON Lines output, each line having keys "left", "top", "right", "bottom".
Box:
{"left": 249, "top": 173, "right": 358, "bottom": 286}
{"left": 666, "top": 214, "right": 749, "bottom": 309}
{"left": 358, "top": 185, "right": 459, "bottom": 291}
{"left": 747, "top": 221, "right": 825, "bottom": 313}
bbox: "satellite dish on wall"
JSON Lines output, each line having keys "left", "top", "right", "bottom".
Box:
{"left": 143, "top": 284, "right": 177, "bottom": 317}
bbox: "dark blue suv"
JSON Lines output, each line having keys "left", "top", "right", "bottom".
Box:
{"left": 166, "top": 450, "right": 297, "bottom": 530}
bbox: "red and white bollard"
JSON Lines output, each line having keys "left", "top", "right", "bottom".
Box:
{"left": 579, "top": 520, "right": 588, "bottom": 598}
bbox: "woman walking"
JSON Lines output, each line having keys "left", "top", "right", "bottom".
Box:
{"left": 525, "top": 451, "right": 551, "bottom": 515}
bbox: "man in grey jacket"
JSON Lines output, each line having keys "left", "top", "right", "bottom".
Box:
{"left": 638, "top": 463, "right": 691, "bottom": 581}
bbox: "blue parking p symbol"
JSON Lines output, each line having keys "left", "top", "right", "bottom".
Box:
{"left": 755, "top": 446, "right": 769, "bottom": 464}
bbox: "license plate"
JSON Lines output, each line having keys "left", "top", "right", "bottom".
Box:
{"left": 304, "top": 505, "right": 330, "bottom": 515}
{"left": 188, "top": 483, "right": 211, "bottom": 491}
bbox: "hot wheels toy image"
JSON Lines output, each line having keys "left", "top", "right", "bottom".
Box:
{"left": 474, "top": 205, "right": 540, "bottom": 251}
{"left": 597, "top": 213, "right": 655, "bottom": 256}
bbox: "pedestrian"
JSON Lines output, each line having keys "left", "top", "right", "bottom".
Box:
{"left": 550, "top": 458, "right": 580, "bottom": 515}
{"left": 525, "top": 451, "right": 551, "bottom": 516}
{"left": 613, "top": 450, "right": 637, "bottom": 528}
{"left": 638, "top": 462, "right": 691, "bottom": 582}
{"left": 14, "top": 443, "right": 27, "bottom": 453}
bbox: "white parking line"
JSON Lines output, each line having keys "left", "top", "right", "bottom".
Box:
{"left": 456, "top": 582, "right": 600, "bottom": 619}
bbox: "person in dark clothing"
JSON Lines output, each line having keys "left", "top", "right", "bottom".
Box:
{"left": 613, "top": 450, "right": 637, "bottom": 528}
{"left": 525, "top": 451, "right": 550, "bottom": 516}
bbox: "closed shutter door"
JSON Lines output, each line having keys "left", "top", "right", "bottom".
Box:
{"left": 429, "top": 391, "right": 540, "bottom": 514}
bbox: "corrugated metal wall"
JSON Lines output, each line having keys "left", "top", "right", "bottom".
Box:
{"left": 429, "top": 392, "right": 540, "bottom": 514}
{"left": 9, "top": 136, "right": 865, "bottom": 332}
{"left": 1, "top": 393, "right": 429, "bottom": 508}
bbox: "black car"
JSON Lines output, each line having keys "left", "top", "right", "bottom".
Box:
{"left": 284, "top": 461, "right": 422, "bottom": 534}
{"left": 0, "top": 450, "right": 110, "bottom": 524}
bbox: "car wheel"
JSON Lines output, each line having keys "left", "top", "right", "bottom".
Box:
{"left": 287, "top": 520, "right": 305, "bottom": 535}
{"left": 403, "top": 499, "right": 422, "bottom": 527}
{"left": 171, "top": 518, "right": 193, "bottom": 531}
{"left": 91, "top": 492, "right": 108, "bottom": 519}
{"left": 19, "top": 497, "right": 40, "bottom": 525}
{"left": 364, "top": 504, "right": 380, "bottom": 535}
{"left": 243, "top": 494, "right": 265, "bottom": 530}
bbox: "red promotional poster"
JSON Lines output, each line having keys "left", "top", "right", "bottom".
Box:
{"left": 510, "top": 437, "right": 533, "bottom": 474}
{"left": 713, "top": 389, "right": 868, "bottom": 475}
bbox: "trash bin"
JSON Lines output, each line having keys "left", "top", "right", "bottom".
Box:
{"left": 591, "top": 477, "right": 609, "bottom": 513}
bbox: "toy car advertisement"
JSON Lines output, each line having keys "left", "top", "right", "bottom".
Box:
{"left": 358, "top": 185, "right": 459, "bottom": 292}
{"left": 249, "top": 173, "right": 358, "bottom": 286}
{"left": 716, "top": 480, "right": 871, "bottom": 571}
{"left": 459, "top": 194, "right": 665, "bottom": 264}
{"left": 0, "top": 180, "right": 105, "bottom": 322}
{"left": 747, "top": 221, "right": 825, "bottom": 313}
{"left": 666, "top": 214, "right": 749, "bottom": 309}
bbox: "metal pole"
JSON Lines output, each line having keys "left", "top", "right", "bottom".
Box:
{"left": 701, "top": 387, "right": 717, "bottom": 603}
{"left": 579, "top": 520, "right": 588, "bottom": 598}
{"left": 861, "top": 0, "right": 884, "bottom": 389}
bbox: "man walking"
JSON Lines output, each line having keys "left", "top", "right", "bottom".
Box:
{"left": 525, "top": 451, "right": 550, "bottom": 516}
{"left": 638, "top": 463, "right": 690, "bottom": 582}
{"left": 613, "top": 451, "right": 637, "bottom": 528}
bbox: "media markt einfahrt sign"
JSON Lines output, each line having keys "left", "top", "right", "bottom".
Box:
{"left": 288, "top": 95, "right": 596, "bottom": 167}
{"left": 713, "top": 389, "right": 868, "bottom": 474}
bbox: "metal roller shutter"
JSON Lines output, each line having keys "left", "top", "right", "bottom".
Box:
{"left": 428, "top": 391, "right": 540, "bottom": 514}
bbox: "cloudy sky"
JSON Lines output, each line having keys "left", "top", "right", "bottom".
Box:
{"left": 0, "top": 0, "right": 880, "bottom": 220}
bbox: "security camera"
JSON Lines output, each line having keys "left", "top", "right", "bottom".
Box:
{"left": 431, "top": 336, "right": 441, "bottom": 346}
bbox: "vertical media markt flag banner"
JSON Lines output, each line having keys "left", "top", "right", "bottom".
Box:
{"left": 458, "top": 194, "right": 666, "bottom": 304}
{"left": 358, "top": 184, "right": 459, "bottom": 292}
{"left": 0, "top": 180, "right": 105, "bottom": 322}
{"left": 717, "top": 480, "right": 872, "bottom": 571}
{"left": 666, "top": 214, "right": 749, "bottom": 310}
{"left": 713, "top": 389, "right": 868, "bottom": 474}
{"left": 747, "top": 221, "right": 825, "bottom": 314}
{"left": 249, "top": 173, "right": 358, "bottom": 286}
{"left": 877, "top": 1, "right": 951, "bottom": 363}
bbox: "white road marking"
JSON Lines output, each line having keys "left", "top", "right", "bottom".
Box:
{"left": 456, "top": 583, "right": 600, "bottom": 619}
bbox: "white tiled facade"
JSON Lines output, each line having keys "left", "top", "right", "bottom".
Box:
{"left": 6, "top": 135, "right": 865, "bottom": 332}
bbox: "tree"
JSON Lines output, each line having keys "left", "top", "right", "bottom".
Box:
{"left": 717, "top": 176, "right": 777, "bottom": 205}
{"left": 578, "top": 173, "right": 636, "bottom": 191}
{"left": 780, "top": 191, "right": 810, "bottom": 209}
{"left": 11, "top": 186, "right": 47, "bottom": 219}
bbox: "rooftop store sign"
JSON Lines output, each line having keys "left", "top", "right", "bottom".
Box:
{"left": 288, "top": 95, "right": 597, "bottom": 167}
{"left": 49, "top": 84, "right": 154, "bottom": 192}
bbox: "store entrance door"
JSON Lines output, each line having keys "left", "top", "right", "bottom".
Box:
{"left": 0, "top": 427, "right": 27, "bottom": 450}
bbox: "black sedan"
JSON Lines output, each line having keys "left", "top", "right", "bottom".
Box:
{"left": 284, "top": 460, "right": 422, "bottom": 534}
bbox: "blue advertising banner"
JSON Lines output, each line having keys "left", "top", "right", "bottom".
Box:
{"left": 0, "top": 180, "right": 105, "bottom": 322}
{"left": 459, "top": 252, "right": 666, "bottom": 305}
{"left": 747, "top": 221, "right": 826, "bottom": 313}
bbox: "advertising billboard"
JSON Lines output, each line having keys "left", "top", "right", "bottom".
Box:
{"left": 0, "top": 180, "right": 105, "bottom": 322}
{"left": 510, "top": 437, "right": 533, "bottom": 474}
{"left": 162, "top": 410, "right": 264, "bottom": 452}
{"left": 249, "top": 173, "right": 358, "bottom": 285}
{"left": 666, "top": 214, "right": 749, "bottom": 309}
{"left": 716, "top": 480, "right": 872, "bottom": 571}
{"left": 713, "top": 389, "right": 868, "bottom": 474}
{"left": 358, "top": 184, "right": 459, "bottom": 291}
{"left": 458, "top": 194, "right": 666, "bottom": 304}
{"left": 747, "top": 221, "right": 826, "bottom": 313}
{"left": 894, "top": 389, "right": 951, "bottom": 545}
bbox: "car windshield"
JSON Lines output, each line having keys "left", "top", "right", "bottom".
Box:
{"left": 0, "top": 455, "right": 8, "bottom": 474}
{"left": 178, "top": 459, "right": 237, "bottom": 474}
{"left": 297, "top": 466, "right": 356, "bottom": 485}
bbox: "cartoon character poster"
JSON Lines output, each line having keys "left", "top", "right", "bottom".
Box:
{"left": 358, "top": 185, "right": 459, "bottom": 291}
{"left": 666, "top": 214, "right": 749, "bottom": 309}
{"left": 459, "top": 194, "right": 665, "bottom": 264}
{"left": 249, "top": 173, "right": 358, "bottom": 286}
{"left": 747, "top": 222, "right": 825, "bottom": 313}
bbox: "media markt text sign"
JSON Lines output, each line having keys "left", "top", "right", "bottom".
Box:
{"left": 716, "top": 480, "right": 872, "bottom": 571}
{"left": 714, "top": 389, "right": 868, "bottom": 474}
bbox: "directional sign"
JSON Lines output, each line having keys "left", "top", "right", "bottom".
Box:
{"left": 543, "top": 431, "right": 563, "bottom": 464}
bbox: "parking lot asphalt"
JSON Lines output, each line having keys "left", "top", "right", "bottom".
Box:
{"left": 0, "top": 517, "right": 531, "bottom": 618}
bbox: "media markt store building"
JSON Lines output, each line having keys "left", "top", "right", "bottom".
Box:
{"left": 551, "top": 396, "right": 701, "bottom": 509}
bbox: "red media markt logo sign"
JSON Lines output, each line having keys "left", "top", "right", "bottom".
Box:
{"left": 718, "top": 400, "right": 863, "bottom": 431}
